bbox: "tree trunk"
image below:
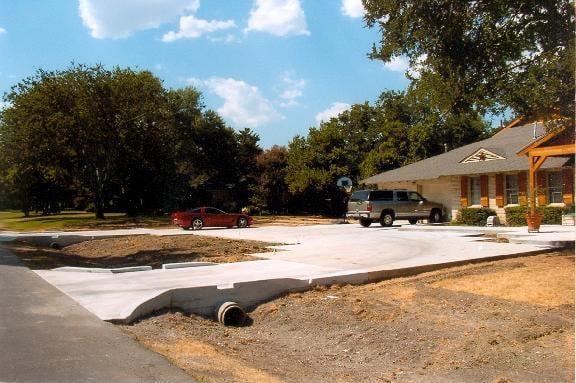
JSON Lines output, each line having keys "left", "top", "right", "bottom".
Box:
{"left": 94, "top": 195, "right": 105, "bottom": 219}
{"left": 93, "top": 167, "right": 106, "bottom": 219}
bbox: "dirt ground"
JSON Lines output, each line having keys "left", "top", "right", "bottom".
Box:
{"left": 8, "top": 235, "right": 273, "bottom": 269}
{"left": 253, "top": 215, "right": 337, "bottom": 226}
{"left": 120, "top": 250, "right": 575, "bottom": 383}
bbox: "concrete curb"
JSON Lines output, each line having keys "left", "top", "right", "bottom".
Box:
{"left": 112, "top": 248, "right": 556, "bottom": 324}
{"left": 53, "top": 266, "right": 153, "bottom": 273}
{"left": 162, "top": 262, "right": 217, "bottom": 269}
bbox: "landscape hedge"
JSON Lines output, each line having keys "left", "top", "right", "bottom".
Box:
{"left": 455, "top": 207, "right": 497, "bottom": 226}
{"left": 504, "top": 205, "right": 564, "bottom": 226}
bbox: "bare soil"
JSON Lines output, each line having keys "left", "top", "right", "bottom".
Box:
{"left": 253, "top": 215, "right": 337, "bottom": 226}
{"left": 9, "top": 235, "right": 274, "bottom": 269}
{"left": 121, "top": 250, "right": 575, "bottom": 383}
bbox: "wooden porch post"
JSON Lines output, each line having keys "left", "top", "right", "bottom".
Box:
{"left": 529, "top": 155, "right": 548, "bottom": 214}
{"left": 529, "top": 156, "right": 536, "bottom": 215}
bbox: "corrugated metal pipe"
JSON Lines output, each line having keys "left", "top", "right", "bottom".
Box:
{"left": 216, "top": 301, "right": 246, "bottom": 326}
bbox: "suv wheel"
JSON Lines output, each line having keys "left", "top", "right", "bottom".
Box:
{"left": 359, "top": 218, "right": 372, "bottom": 227}
{"left": 429, "top": 209, "right": 442, "bottom": 224}
{"left": 380, "top": 213, "right": 394, "bottom": 227}
{"left": 408, "top": 218, "right": 418, "bottom": 225}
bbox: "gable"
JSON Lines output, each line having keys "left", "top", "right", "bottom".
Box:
{"left": 460, "top": 148, "right": 506, "bottom": 163}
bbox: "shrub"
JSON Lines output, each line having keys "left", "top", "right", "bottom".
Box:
{"left": 563, "top": 204, "right": 575, "bottom": 215}
{"left": 455, "top": 207, "right": 497, "bottom": 226}
{"left": 504, "top": 205, "right": 528, "bottom": 226}
{"left": 539, "top": 206, "right": 563, "bottom": 224}
{"left": 504, "top": 205, "right": 564, "bottom": 226}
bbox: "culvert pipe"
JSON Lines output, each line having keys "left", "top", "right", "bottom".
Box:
{"left": 216, "top": 301, "right": 246, "bottom": 326}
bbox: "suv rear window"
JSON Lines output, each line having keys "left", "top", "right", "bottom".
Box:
{"left": 350, "top": 191, "right": 371, "bottom": 202}
{"left": 350, "top": 190, "right": 394, "bottom": 202}
{"left": 371, "top": 190, "right": 393, "bottom": 201}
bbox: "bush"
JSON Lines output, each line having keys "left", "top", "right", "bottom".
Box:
{"left": 505, "top": 205, "right": 564, "bottom": 226}
{"left": 504, "top": 205, "right": 528, "bottom": 226}
{"left": 455, "top": 207, "right": 497, "bottom": 226}
{"left": 563, "top": 204, "right": 575, "bottom": 215}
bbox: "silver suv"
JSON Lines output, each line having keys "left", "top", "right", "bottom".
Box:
{"left": 346, "top": 189, "right": 444, "bottom": 227}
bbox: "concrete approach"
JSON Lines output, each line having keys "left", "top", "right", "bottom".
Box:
{"left": 0, "top": 246, "right": 195, "bottom": 383}
{"left": 14, "top": 223, "right": 572, "bottom": 323}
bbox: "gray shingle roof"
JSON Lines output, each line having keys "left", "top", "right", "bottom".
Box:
{"left": 361, "top": 122, "right": 571, "bottom": 184}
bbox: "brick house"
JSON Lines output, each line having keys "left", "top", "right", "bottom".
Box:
{"left": 361, "top": 120, "right": 575, "bottom": 224}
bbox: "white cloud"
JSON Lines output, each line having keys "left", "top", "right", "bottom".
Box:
{"left": 407, "top": 54, "right": 428, "bottom": 79}
{"left": 193, "top": 77, "right": 282, "bottom": 128}
{"left": 278, "top": 71, "right": 306, "bottom": 108}
{"left": 78, "top": 0, "right": 199, "bottom": 39}
{"left": 384, "top": 56, "right": 410, "bottom": 72}
{"left": 341, "top": 0, "right": 365, "bottom": 18}
{"left": 162, "top": 15, "right": 236, "bottom": 41}
{"left": 315, "top": 102, "right": 351, "bottom": 124}
{"left": 208, "top": 33, "right": 242, "bottom": 43}
{"left": 0, "top": 27, "right": 6, "bottom": 34}
{"left": 246, "top": 0, "right": 310, "bottom": 37}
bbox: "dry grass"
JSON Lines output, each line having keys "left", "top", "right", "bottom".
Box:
{"left": 140, "top": 338, "right": 282, "bottom": 383}
{"left": 9, "top": 235, "right": 274, "bottom": 269}
{"left": 432, "top": 253, "right": 575, "bottom": 307}
{"left": 122, "top": 250, "right": 574, "bottom": 383}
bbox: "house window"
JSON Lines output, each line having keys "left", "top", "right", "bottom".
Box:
{"left": 469, "top": 177, "right": 481, "bottom": 205}
{"left": 547, "top": 171, "right": 563, "bottom": 203}
{"left": 505, "top": 174, "right": 519, "bottom": 205}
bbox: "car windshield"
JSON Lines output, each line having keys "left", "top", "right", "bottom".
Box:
{"left": 350, "top": 191, "right": 371, "bottom": 202}
{"left": 187, "top": 208, "right": 201, "bottom": 213}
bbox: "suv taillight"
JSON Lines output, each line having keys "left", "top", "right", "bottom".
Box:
{"left": 367, "top": 202, "right": 372, "bottom": 212}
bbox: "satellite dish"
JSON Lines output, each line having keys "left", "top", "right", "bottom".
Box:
{"left": 337, "top": 176, "right": 353, "bottom": 192}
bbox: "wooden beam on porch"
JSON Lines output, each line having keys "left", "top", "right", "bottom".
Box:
{"left": 527, "top": 144, "right": 575, "bottom": 157}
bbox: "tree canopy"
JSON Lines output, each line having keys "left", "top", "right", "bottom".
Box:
{"left": 364, "top": 0, "right": 574, "bottom": 121}
{"left": 0, "top": 64, "right": 262, "bottom": 217}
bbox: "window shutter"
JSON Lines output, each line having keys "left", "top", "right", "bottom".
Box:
{"left": 537, "top": 172, "right": 547, "bottom": 206}
{"left": 562, "top": 168, "right": 574, "bottom": 205}
{"left": 460, "top": 176, "right": 469, "bottom": 207}
{"left": 495, "top": 174, "right": 504, "bottom": 207}
{"left": 480, "top": 175, "right": 489, "bottom": 207}
{"left": 518, "top": 172, "right": 527, "bottom": 205}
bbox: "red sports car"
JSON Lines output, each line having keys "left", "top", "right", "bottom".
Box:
{"left": 171, "top": 207, "right": 253, "bottom": 230}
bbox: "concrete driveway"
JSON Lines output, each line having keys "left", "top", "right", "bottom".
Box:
{"left": 25, "top": 224, "right": 571, "bottom": 323}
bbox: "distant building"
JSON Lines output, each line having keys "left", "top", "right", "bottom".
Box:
{"left": 361, "top": 120, "right": 574, "bottom": 223}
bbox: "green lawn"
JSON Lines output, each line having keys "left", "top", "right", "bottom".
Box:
{"left": 0, "top": 210, "right": 170, "bottom": 232}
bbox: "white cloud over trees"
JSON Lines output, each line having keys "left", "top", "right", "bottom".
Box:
{"left": 246, "top": 0, "right": 310, "bottom": 37}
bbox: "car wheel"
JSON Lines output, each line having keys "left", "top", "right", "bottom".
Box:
{"left": 359, "top": 218, "right": 371, "bottom": 227}
{"left": 192, "top": 218, "right": 204, "bottom": 230}
{"left": 237, "top": 217, "right": 248, "bottom": 228}
{"left": 380, "top": 213, "right": 394, "bottom": 227}
{"left": 429, "top": 209, "right": 442, "bottom": 224}
{"left": 408, "top": 218, "right": 418, "bottom": 225}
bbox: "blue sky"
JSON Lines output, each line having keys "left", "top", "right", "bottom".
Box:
{"left": 0, "top": 0, "right": 411, "bottom": 147}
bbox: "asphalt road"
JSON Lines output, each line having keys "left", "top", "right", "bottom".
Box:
{"left": 0, "top": 246, "right": 195, "bottom": 383}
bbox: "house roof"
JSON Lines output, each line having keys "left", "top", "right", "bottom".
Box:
{"left": 361, "top": 122, "right": 571, "bottom": 184}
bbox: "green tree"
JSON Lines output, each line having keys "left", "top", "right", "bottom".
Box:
{"left": 234, "top": 128, "right": 263, "bottom": 209}
{"left": 364, "top": 0, "right": 574, "bottom": 121}
{"left": 1, "top": 64, "right": 171, "bottom": 218}
{"left": 251, "top": 145, "right": 289, "bottom": 213}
